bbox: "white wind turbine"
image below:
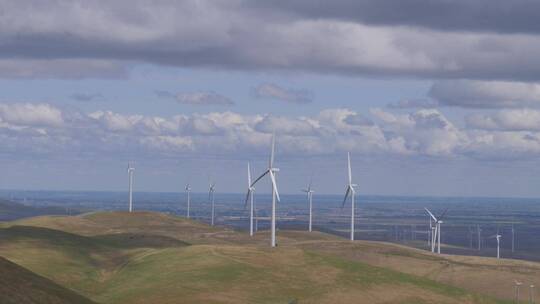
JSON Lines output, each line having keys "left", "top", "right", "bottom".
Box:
{"left": 424, "top": 208, "right": 448, "bottom": 254}
{"left": 185, "top": 183, "right": 191, "bottom": 219}
{"left": 127, "top": 162, "right": 135, "bottom": 213}
{"left": 244, "top": 162, "right": 255, "bottom": 236}
{"left": 490, "top": 231, "right": 502, "bottom": 259}
{"left": 249, "top": 134, "right": 280, "bottom": 247}
{"left": 209, "top": 181, "right": 216, "bottom": 226}
{"left": 341, "top": 152, "right": 357, "bottom": 241}
{"left": 301, "top": 179, "right": 314, "bottom": 232}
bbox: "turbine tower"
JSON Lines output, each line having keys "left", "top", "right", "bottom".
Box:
{"left": 341, "top": 152, "right": 357, "bottom": 241}
{"left": 515, "top": 280, "right": 523, "bottom": 303}
{"left": 424, "top": 208, "right": 448, "bottom": 254}
{"left": 496, "top": 234, "right": 502, "bottom": 259}
{"left": 477, "top": 224, "right": 482, "bottom": 251}
{"left": 301, "top": 179, "right": 314, "bottom": 232}
{"left": 185, "top": 183, "right": 191, "bottom": 218}
{"left": 427, "top": 216, "right": 433, "bottom": 247}
{"left": 490, "top": 232, "right": 502, "bottom": 259}
{"left": 127, "top": 163, "right": 135, "bottom": 213}
{"left": 244, "top": 162, "right": 255, "bottom": 236}
{"left": 250, "top": 133, "right": 280, "bottom": 247}
{"left": 209, "top": 181, "right": 216, "bottom": 226}
{"left": 511, "top": 224, "right": 515, "bottom": 253}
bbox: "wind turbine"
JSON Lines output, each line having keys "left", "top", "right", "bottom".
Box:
{"left": 127, "top": 162, "right": 135, "bottom": 213}
{"left": 495, "top": 234, "right": 502, "bottom": 259}
{"left": 209, "top": 181, "right": 216, "bottom": 226}
{"left": 468, "top": 226, "right": 474, "bottom": 249}
{"left": 490, "top": 231, "right": 502, "bottom": 259}
{"left": 477, "top": 224, "right": 482, "bottom": 251}
{"left": 249, "top": 133, "right": 280, "bottom": 247}
{"left": 301, "top": 179, "right": 314, "bottom": 232}
{"left": 244, "top": 162, "right": 255, "bottom": 236}
{"left": 515, "top": 280, "right": 523, "bottom": 303}
{"left": 529, "top": 284, "right": 535, "bottom": 304}
{"left": 185, "top": 183, "right": 191, "bottom": 218}
{"left": 424, "top": 208, "right": 448, "bottom": 254}
{"left": 511, "top": 224, "right": 515, "bottom": 253}
{"left": 341, "top": 152, "right": 357, "bottom": 241}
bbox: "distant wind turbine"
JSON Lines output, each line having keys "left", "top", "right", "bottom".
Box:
{"left": 244, "top": 162, "right": 255, "bottom": 236}
{"left": 477, "top": 224, "right": 482, "bottom": 251}
{"left": 489, "top": 228, "right": 502, "bottom": 259}
{"left": 127, "top": 162, "right": 135, "bottom": 213}
{"left": 185, "top": 183, "right": 191, "bottom": 218}
{"left": 249, "top": 133, "right": 280, "bottom": 247}
{"left": 530, "top": 284, "right": 535, "bottom": 304}
{"left": 341, "top": 153, "right": 357, "bottom": 241}
{"left": 301, "top": 179, "right": 314, "bottom": 232}
{"left": 515, "top": 280, "right": 523, "bottom": 303}
{"left": 424, "top": 208, "right": 448, "bottom": 254}
{"left": 511, "top": 224, "right": 515, "bottom": 253}
{"left": 209, "top": 181, "right": 216, "bottom": 226}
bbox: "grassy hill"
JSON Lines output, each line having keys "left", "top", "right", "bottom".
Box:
{"left": 0, "top": 211, "right": 529, "bottom": 303}
{"left": 0, "top": 256, "right": 97, "bottom": 304}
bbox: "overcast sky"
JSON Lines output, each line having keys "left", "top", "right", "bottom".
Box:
{"left": 1, "top": 0, "right": 540, "bottom": 197}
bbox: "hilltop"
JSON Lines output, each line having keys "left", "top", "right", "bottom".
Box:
{"left": 0, "top": 211, "right": 535, "bottom": 303}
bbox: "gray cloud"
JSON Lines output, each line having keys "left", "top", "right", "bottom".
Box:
{"left": 174, "top": 92, "right": 234, "bottom": 106}
{"left": 387, "top": 99, "right": 439, "bottom": 109}
{"left": 249, "top": 0, "right": 540, "bottom": 34}
{"left": 429, "top": 80, "right": 540, "bottom": 108}
{"left": 252, "top": 83, "right": 313, "bottom": 104}
{"left": 0, "top": 59, "right": 126, "bottom": 79}
{"left": 70, "top": 93, "right": 103, "bottom": 102}
{"left": 154, "top": 90, "right": 175, "bottom": 99}
{"left": 155, "top": 90, "right": 234, "bottom": 105}
{"left": 467, "top": 109, "right": 540, "bottom": 131}
{"left": 1, "top": 1, "right": 540, "bottom": 80}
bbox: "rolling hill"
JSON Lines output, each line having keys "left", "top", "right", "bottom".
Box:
{"left": 0, "top": 211, "right": 532, "bottom": 303}
{"left": 0, "top": 255, "right": 97, "bottom": 304}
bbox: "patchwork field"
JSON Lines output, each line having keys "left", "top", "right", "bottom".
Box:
{"left": 0, "top": 211, "right": 533, "bottom": 303}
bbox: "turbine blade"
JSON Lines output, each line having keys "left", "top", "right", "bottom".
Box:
{"left": 251, "top": 170, "right": 269, "bottom": 187}
{"left": 347, "top": 152, "right": 352, "bottom": 184}
{"left": 247, "top": 162, "right": 252, "bottom": 187}
{"left": 269, "top": 170, "right": 280, "bottom": 202}
{"left": 244, "top": 190, "right": 251, "bottom": 210}
{"left": 341, "top": 186, "right": 351, "bottom": 208}
{"left": 424, "top": 208, "right": 438, "bottom": 222}
{"left": 270, "top": 133, "right": 275, "bottom": 168}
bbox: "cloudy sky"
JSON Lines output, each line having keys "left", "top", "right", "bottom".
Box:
{"left": 1, "top": 0, "right": 540, "bottom": 197}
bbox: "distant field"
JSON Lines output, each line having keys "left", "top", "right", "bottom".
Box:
{"left": 0, "top": 211, "right": 532, "bottom": 303}
{"left": 4, "top": 191, "right": 540, "bottom": 263}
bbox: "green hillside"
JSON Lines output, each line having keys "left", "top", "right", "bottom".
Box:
{"left": 0, "top": 212, "right": 519, "bottom": 303}
{"left": 0, "top": 256, "right": 97, "bottom": 304}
